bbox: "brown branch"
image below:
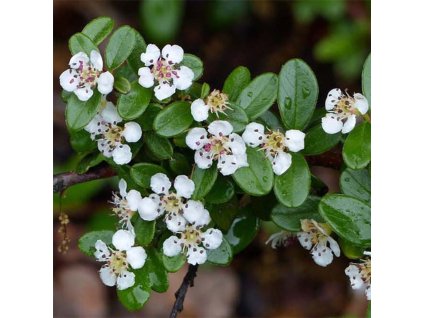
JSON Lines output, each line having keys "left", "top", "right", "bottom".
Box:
{"left": 169, "top": 264, "right": 199, "bottom": 318}
{"left": 53, "top": 165, "right": 116, "bottom": 193}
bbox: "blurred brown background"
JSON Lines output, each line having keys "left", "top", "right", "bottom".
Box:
{"left": 53, "top": 1, "right": 370, "bottom": 317}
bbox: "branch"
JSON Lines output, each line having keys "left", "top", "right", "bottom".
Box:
{"left": 53, "top": 165, "right": 116, "bottom": 193}
{"left": 169, "top": 264, "right": 199, "bottom": 318}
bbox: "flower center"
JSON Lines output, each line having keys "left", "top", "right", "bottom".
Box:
{"left": 261, "top": 130, "right": 287, "bottom": 156}
{"left": 163, "top": 192, "right": 183, "bottom": 214}
{"left": 152, "top": 59, "right": 178, "bottom": 83}
{"left": 359, "top": 259, "right": 371, "bottom": 284}
{"left": 109, "top": 251, "right": 128, "bottom": 274}
{"left": 180, "top": 226, "right": 202, "bottom": 249}
{"left": 333, "top": 96, "right": 356, "bottom": 118}
{"left": 205, "top": 135, "right": 231, "bottom": 159}
{"left": 78, "top": 63, "right": 100, "bottom": 88}
{"left": 301, "top": 220, "right": 332, "bottom": 245}
{"left": 101, "top": 124, "right": 124, "bottom": 148}
{"left": 206, "top": 90, "right": 231, "bottom": 115}
{"left": 111, "top": 195, "right": 134, "bottom": 222}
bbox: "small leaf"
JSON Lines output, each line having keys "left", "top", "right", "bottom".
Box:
{"left": 169, "top": 152, "right": 191, "bottom": 175}
{"left": 127, "top": 29, "right": 147, "bottom": 73}
{"left": 78, "top": 230, "right": 114, "bottom": 256}
{"left": 223, "top": 66, "right": 251, "bottom": 101}
{"left": 205, "top": 176, "right": 235, "bottom": 204}
{"left": 75, "top": 152, "right": 104, "bottom": 174}
{"left": 233, "top": 147, "right": 274, "bottom": 196}
{"left": 274, "top": 153, "right": 311, "bottom": 207}
{"left": 191, "top": 164, "right": 218, "bottom": 200}
{"left": 69, "top": 129, "right": 96, "bottom": 153}
{"left": 225, "top": 213, "right": 260, "bottom": 254}
{"left": 114, "top": 76, "right": 131, "bottom": 94}
{"left": 180, "top": 54, "right": 204, "bottom": 81}
{"left": 340, "top": 168, "right": 371, "bottom": 203}
{"left": 201, "top": 83, "right": 210, "bottom": 99}
{"left": 136, "top": 104, "right": 161, "bottom": 131}
{"left": 339, "top": 238, "right": 366, "bottom": 260}
{"left": 162, "top": 253, "right": 186, "bottom": 272}
{"left": 207, "top": 197, "right": 238, "bottom": 232}
{"left": 68, "top": 33, "right": 98, "bottom": 55}
{"left": 106, "top": 26, "right": 136, "bottom": 70}
{"left": 206, "top": 237, "right": 233, "bottom": 266}
{"left": 144, "top": 248, "right": 169, "bottom": 293}
{"left": 257, "top": 110, "right": 283, "bottom": 130}
{"left": 153, "top": 101, "right": 193, "bottom": 137}
{"left": 117, "top": 82, "right": 152, "bottom": 120}
{"left": 236, "top": 73, "right": 278, "bottom": 119}
{"left": 117, "top": 268, "right": 151, "bottom": 311}
{"left": 278, "top": 59, "right": 319, "bottom": 130}
{"left": 144, "top": 131, "right": 173, "bottom": 160}
{"left": 130, "top": 163, "right": 167, "bottom": 188}
{"left": 66, "top": 90, "right": 101, "bottom": 131}
{"left": 342, "top": 122, "right": 371, "bottom": 169}
{"left": 133, "top": 215, "right": 156, "bottom": 246}
{"left": 207, "top": 103, "right": 249, "bottom": 133}
{"left": 82, "top": 17, "right": 114, "bottom": 45}
{"left": 303, "top": 124, "right": 341, "bottom": 155}
{"left": 362, "top": 54, "right": 371, "bottom": 105}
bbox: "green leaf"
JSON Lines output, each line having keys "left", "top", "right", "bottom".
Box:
{"left": 78, "top": 230, "right": 113, "bottom": 256}
{"left": 162, "top": 253, "right": 186, "bottom": 272}
{"left": 105, "top": 26, "right": 136, "bottom": 70}
{"left": 257, "top": 110, "right": 283, "bottom": 130}
{"left": 68, "top": 33, "right": 98, "bottom": 55}
{"left": 223, "top": 66, "right": 251, "bottom": 101}
{"left": 169, "top": 152, "right": 191, "bottom": 175}
{"left": 144, "top": 249, "right": 169, "bottom": 293}
{"left": 236, "top": 73, "right": 278, "bottom": 119}
{"left": 136, "top": 104, "right": 161, "bottom": 131}
{"left": 66, "top": 90, "right": 101, "bottom": 131}
{"left": 205, "top": 176, "right": 235, "bottom": 204}
{"left": 340, "top": 168, "right": 371, "bottom": 203}
{"left": 271, "top": 196, "right": 322, "bottom": 232}
{"left": 225, "top": 214, "right": 260, "bottom": 254}
{"left": 207, "top": 197, "right": 238, "bottom": 232}
{"left": 339, "top": 237, "right": 366, "bottom": 260}
{"left": 117, "top": 268, "right": 151, "bottom": 311}
{"left": 278, "top": 59, "right": 319, "bottom": 130}
{"left": 342, "top": 122, "right": 371, "bottom": 169}
{"left": 191, "top": 164, "right": 218, "bottom": 200}
{"left": 307, "top": 107, "right": 327, "bottom": 128}
{"left": 201, "top": 83, "right": 210, "bottom": 99}
{"left": 362, "top": 54, "right": 371, "bottom": 105}
{"left": 75, "top": 152, "right": 104, "bottom": 174}
{"left": 233, "top": 147, "right": 274, "bottom": 196}
{"left": 114, "top": 76, "right": 131, "bottom": 94}
{"left": 319, "top": 194, "right": 371, "bottom": 247}
{"left": 207, "top": 103, "right": 249, "bottom": 133}
{"left": 181, "top": 54, "right": 204, "bottom": 81}
{"left": 153, "top": 101, "right": 193, "bottom": 137}
{"left": 117, "top": 82, "right": 152, "bottom": 120}
{"left": 130, "top": 163, "right": 167, "bottom": 188}
{"left": 69, "top": 129, "right": 96, "bottom": 153}
{"left": 82, "top": 17, "right": 114, "bottom": 45}
{"left": 206, "top": 237, "right": 233, "bottom": 266}
{"left": 274, "top": 153, "right": 311, "bottom": 207}
{"left": 144, "top": 131, "right": 173, "bottom": 160}
{"left": 133, "top": 215, "right": 156, "bottom": 246}
{"left": 303, "top": 124, "right": 341, "bottom": 155}
{"left": 127, "top": 29, "right": 147, "bottom": 73}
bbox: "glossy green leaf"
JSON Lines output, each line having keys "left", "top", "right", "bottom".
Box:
{"left": 274, "top": 153, "right": 311, "bottom": 207}
{"left": 66, "top": 90, "right": 101, "bottom": 131}
{"left": 207, "top": 197, "right": 238, "bottom": 232}
{"left": 319, "top": 194, "right": 371, "bottom": 247}
{"left": 201, "top": 83, "right": 210, "bottom": 99}
{"left": 117, "top": 268, "right": 151, "bottom": 311}
{"left": 130, "top": 163, "right": 167, "bottom": 188}
{"left": 162, "top": 253, "right": 186, "bottom": 272}
{"left": 225, "top": 214, "right": 260, "bottom": 254}
{"left": 271, "top": 196, "right": 321, "bottom": 232}
{"left": 117, "top": 83, "right": 152, "bottom": 120}
{"left": 257, "top": 110, "right": 283, "bottom": 130}
{"left": 181, "top": 54, "right": 203, "bottom": 81}
{"left": 78, "top": 230, "right": 113, "bottom": 256}
{"left": 223, "top": 66, "right": 251, "bottom": 101}
{"left": 69, "top": 129, "right": 96, "bottom": 153}
{"left": 114, "top": 76, "right": 131, "bottom": 94}
{"left": 205, "top": 176, "right": 235, "bottom": 204}
{"left": 68, "top": 33, "right": 98, "bottom": 55}
{"left": 362, "top": 54, "right": 371, "bottom": 105}
{"left": 233, "top": 147, "right": 274, "bottom": 196}
{"left": 75, "top": 152, "right": 104, "bottom": 174}
{"left": 207, "top": 103, "right": 249, "bottom": 133}
{"left": 303, "top": 124, "right": 341, "bottom": 155}
{"left": 206, "top": 237, "right": 233, "bottom": 265}
{"left": 340, "top": 168, "right": 371, "bottom": 203}
{"left": 169, "top": 152, "right": 191, "bottom": 175}
{"left": 236, "top": 73, "right": 278, "bottom": 119}
{"left": 153, "top": 101, "right": 193, "bottom": 137}
{"left": 136, "top": 104, "right": 161, "bottom": 131}
{"left": 106, "top": 26, "right": 136, "bottom": 70}
{"left": 133, "top": 216, "right": 156, "bottom": 246}
{"left": 278, "top": 59, "right": 318, "bottom": 130}
{"left": 307, "top": 107, "right": 326, "bottom": 128}
{"left": 191, "top": 164, "right": 218, "bottom": 200}
{"left": 144, "top": 131, "right": 173, "bottom": 160}
{"left": 82, "top": 17, "right": 114, "bottom": 45}
{"left": 144, "top": 249, "right": 169, "bottom": 293}
{"left": 339, "top": 237, "right": 366, "bottom": 260}
{"left": 127, "top": 29, "right": 147, "bottom": 73}
{"left": 342, "top": 122, "right": 371, "bottom": 169}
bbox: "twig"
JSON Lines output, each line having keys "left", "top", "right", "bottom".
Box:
{"left": 53, "top": 165, "right": 116, "bottom": 193}
{"left": 169, "top": 264, "right": 199, "bottom": 318}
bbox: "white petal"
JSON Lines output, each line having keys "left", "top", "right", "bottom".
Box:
{"left": 297, "top": 232, "right": 313, "bottom": 250}
{"left": 150, "top": 173, "right": 171, "bottom": 194}
{"left": 166, "top": 213, "right": 187, "bottom": 233}
{"left": 138, "top": 67, "right": 154, "bottom": 88}
{"left": 97, "top": 140, "right": 113, "bottom": 157}
{"left": 154, "top": 82, "right": 176, "bottom": 100}
{"left": 163, "top": 236, "right": 182, "bottom": 257}
{"left": 101, "top": 101, "right": 122, "bottom": 124}
{"left": 272, "top": 152, "right": 292, "bottom": 175}
{"left": 90, "top": 50, "right": 103, "bottom": 70}
{"left": 183, "top": 200, "right": 206, "bottom": 224}
{"left": 322, "top": 114, "right": 343, "bottom": 134}
{"left": 59, "top": 69, "right": 79, "bottom": 92}
{"left": 126, "top": 190, "right": 142, "bottom": 211}
{"left": 285, "top": 130, "right": 305, "bottom": 152}
{"left": 97, "top": 72, "right": 114, "bottom": 95}
{"left": 196, "top": 208, "right": 211, "bottom": 227}
{"left": 141, "top": 44, "right": 161, "bottom": 66}
{"left": 228, "top": 133, "right": 246, "bottom": 155}
{"left": 84, "top": 114, "right": 102, "bottom": 135}
{"left": 353, "top": 93, "right": 369, "bottom": 114}
{"left": 74, "top": 86, "right": 94, "bottom": 101}
{"left": 138, "top": 197, "right": 160, "bottom": 221}
{"left": 235, "top": 152, "right": 249, "bottom": 168}
{"left": 242, "top": 122, "right": 265, "bottom": 147}
{"left": 162, "top": 44, "right": 184, "bottom": 64}
{"left": 341, "top": 115, "right": 356, "bottom": 134}
{"left": 345, "top": 265, "right": 364, "bottom": 289}
{"left": 191, "top": 99, "right": 209, "bottom": 122}
{"left": 194, "top": 150, "right": 214, "bottom": 169}
{"left": 208, "top": 120, "right": 233, "bottom": 136}
{"left": 112, "top": 144, "right": 132, "bottom": 165}
{"left": 174, "top": 175, "right": 195, "bottom": 198}
{"left": 201, "top": 228, "right": 223, "bottom": 250}
{"left": 266, "top": 232, "right": 284, "bottom": 249}
{"left": 311, "top": 242, "right": 334, "bottom": 267}
{"left": 325, "top": 88, "right": 342, "bottom": 110}
{"left": 116, "top": 270, "right": 135, "bottom": 290}
{"left": 185, "top": 127, "right": 208, "bottom": 150}
{"left": 118, "top": 179, "right": 128, "bottom": 197}
{"left": 327, "top": 236, "right": 341, "bottom": 257}
{"left": 112, "top": 229, "right": 135, "bottom": 251}
{"left": 173, "top": 66, "right": 194, "bottom": 90}
{"left": 218, "top": 154, "right": 239, "bottom": 176}
{"left": 365, "top": 285, "right": 371, "bottom": 300}
{"left": 123, "top": 122, "right": 142, "bottom": 142}
{"left": 126, "top": 246, "right": 147, "bottom": 269}
{"left": 94, "top": 240, "right": 111, "bottom": 261}
{"left": 99, "top": 266, "right": 116, "bottom": 287}
{"left": 187, "top": 246, "right": 207, "bottom": 265}
{"left": 69, "top": 52, "right": 89, "bottom": 69}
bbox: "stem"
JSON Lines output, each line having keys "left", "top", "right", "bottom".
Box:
{"left": 169, "top": 264, "right": 199, "bottom": 318}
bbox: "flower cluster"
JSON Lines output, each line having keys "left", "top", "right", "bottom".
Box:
{"left": 85, "top": 100, "right": 142, "bottom": 165}
{"left": 190, "top": 89, "right": 232, "bottom": 122}
{"left": 60, "top": 51, "right": 114, "bottom": 101}
{"left": 138, "top": 44, "right": 194, "bottom": 101}
{"left": 345, "top": 251, "right": 371, "bottom": 300}
{"left": 242, "top": 122, "right": 305, "bottom": 175}
{"left": 186, "top": 120, "right": 248, "bottom": 176}
{"left": 321, "top": 88, "right": 369, "bottom": 134}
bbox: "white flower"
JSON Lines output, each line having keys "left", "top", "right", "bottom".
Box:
{"left": 185, "top": 120, "right": 248, "bottom": 176}
{"left": 163, "top": 223, "right": 223, "bottom": 265}
{"left": 241, "top": 122, "right": 305, "bottom": 176}
{"left": 94, "top": 230, "right": 147, "bottom": 290}
{"left": 297, "top": 219, "right": 340, "bottom": 267}
{"left": 138, "top": 44, "right": 194, "bottom": 101}
{"left": 84, "top": 100, "right": 142, "bottom": 165}
{"left": 265, "top": 230, "right": 296, "bottom": 249}
{"left": 191, "top": 89, "right": 232, "bottom": 122}
{"left": 59, "top": 50, "right": 114, "bottom": 101}
{"left": 345, "top": 251, "right": 371, "bottom": 300}
{"left": 321, "top": 88, "right": 369, "bottom": 134}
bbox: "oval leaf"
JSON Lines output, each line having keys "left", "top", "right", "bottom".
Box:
{"left": 68, "top": 33, "right": 98, "bottom": 55}
{"left": 169, "top": 152, "right": 191, "bottom": 175}
{"left": 205, "top": 176, "right": 235, "bottom": 204}
{"left": 133, "top": 216, "right": 156, "bottom": 246}
{"left": 117, "top": 82, "right": 152, "bottom": 120}
{"left": 207, "top": 103, "right": 249, "bottom": 133}
{"left": 191, "top": 164, "right": 218, "bottom": 200}
{"left": 303, "top": 124, "right": 341, "bottom": 155}
{"left": 225, "top": 214, "right": 260, "bottom": 254}
{"left": 143, "top": 249, "right": 169, "bottom": 293}
{"left": 153, "top": 101, "right": 193, "bottom": 137}
{"left": 127, "top": 29, "right": 147, "bottom": 73}
{"left": 106, "top": 26, "right": 136, "bottom": 70}
{"left": 206, "top": 237, "right": 233, "bottom": 265}
{"left": 223, "top": 66, "right": 251, "bottom": 101}
{"left": 144, "top": 131, "right": 173, "bottom": 160}
{"left": 114, "top": 76, "right": 131, "bottom": 94}
{"left": 162, "top": 253, "right": 186, "bottom": 272}
{"left": 82, "top": 16, "right": 114, "bottom": 45}
{"left": 136, "top": 104, "right": 161, "bottom": 131}
{"left": 117, "top": 268, "right": 151, "bottom": 311}
{"left": 78, "top": 230, "right": 113, "bottom": 256}
{"left": 207, "top": 197, "right": 239, "bottom": 232}
{"left": 130, "top": 163, "right": 167, "bottom": 188}
{"left": 362, "top": 54, "right": 371, "bottom": 106}
{"left": 181, "top": 54, "right": 203, "bottom": 81}
{"left": 66, "top": 90, "right": 101, "bottom": 131}
{"left": 342, "top": 122, "right": 371, "bottom": 169}
{"left": 340, "top": 168, "right": 371, "bottom": 203}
